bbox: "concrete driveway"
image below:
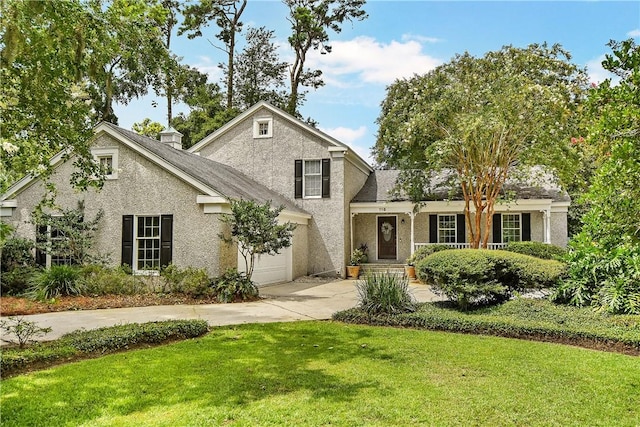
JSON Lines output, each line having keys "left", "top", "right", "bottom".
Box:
{"left": 3, "top": 279, "right": 441, "bottom": 344}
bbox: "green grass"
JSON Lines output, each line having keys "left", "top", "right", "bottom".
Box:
{"left": 2, "top": 321, "right": 639, "bottom": 426}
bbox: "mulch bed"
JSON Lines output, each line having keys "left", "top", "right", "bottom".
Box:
{"left": 0, "top": 294, "right": 221, "bottom": 316}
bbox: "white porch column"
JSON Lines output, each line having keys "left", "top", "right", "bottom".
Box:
{"left": 545, "top": 208, "right": 552, "bottom": 244}
{"left": 541, "top": 209, "right": 552, "bottom": 244}
{"left": 406, "top": 210, "right": 416, "bottom": 255}
{"left": 350, "top": 212, "right": 357, "bottom": 256}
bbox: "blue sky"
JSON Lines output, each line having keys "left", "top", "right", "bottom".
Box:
{"left": 114, "top": 0, "right": 640, "bottom": 163}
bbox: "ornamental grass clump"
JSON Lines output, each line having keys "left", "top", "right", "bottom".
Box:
{"left": 356, "top": 273, "right": 416, "bottom": 316}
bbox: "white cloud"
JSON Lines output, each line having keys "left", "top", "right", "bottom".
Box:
{"left": 628, "top": 29, "right": 640, "bottom": 38}
{"left": 193, "top": 56, "right": 223, "bottom": 82}
{"left": 308, "top": 36, "right": 443, "bottom": 86}
{"left": 320, "top": 125, "right": 374, "bottom": 164}
{"left": 401, "top": 33, "right": 443, "bottom": 44}
{"left": 320, "top": 125, "right": 367, "bottom": 145}
{"left": 586, "top": 55, "right": 620, "bottom": 85}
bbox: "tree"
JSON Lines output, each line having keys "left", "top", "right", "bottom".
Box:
{"left": 552, "top": 39, "right": 640, "bottom": 314}
{"left": 132, "top": 119, "right": 165, "bottom": 140}
{"left": 1, "top": 0, "right": 99, "bottom": 195}
{"left": 226, "top": 26, "right": 289, "bottom": 110}
{"left": 180, "top": 0, "right": 247, "bottom": 109}
{"left": 85, "top": 0, "right": 171, "bottom": 124}
{"left": 284, "top": 0, "right": 367, "bottom": 115}
{"left": 218, "top": 199, "right": 296, "bottom": 282}
{"left": 171, "top": 82, "right": 240, "bottom": 148}
{"left": 374, "top": 43, "right": 588, "bottom": 248}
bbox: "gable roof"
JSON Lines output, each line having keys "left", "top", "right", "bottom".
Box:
{"left": 188, "top": 101, "right": 373, "bottom": 174}
{"left": 352, "top": 169, "right": 571, "bottom": 203}
{"left": 2, "top": 122, "right": 309, "bottom": 217}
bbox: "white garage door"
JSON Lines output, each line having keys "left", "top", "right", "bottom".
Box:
{"left": 238, "top": 246, "right": 292, "bottom": 286}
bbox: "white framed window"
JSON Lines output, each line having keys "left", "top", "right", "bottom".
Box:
{"left": 303, "top": 160, "right": 322, "bottom": 198}
{"left": 502, "top": 213, "right": 521, "bottom": 243}
{"left": 253, "top": 117, "right": 273, "bottom": 138}
{"left": 92, "top": 148, "right": 119, "bottom": 179}
{"left": 438, "top": 214, "right": 457, "bottom": 243}
{"left": 135, "top": 216, "right": 161, "bottom": 272}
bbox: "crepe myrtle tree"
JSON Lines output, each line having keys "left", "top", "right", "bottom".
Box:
{"left": 374, "top": 43, "right": 589, "bottom": 248}
{"left": 219, "top": 199, "right": 296, "bottom": 281}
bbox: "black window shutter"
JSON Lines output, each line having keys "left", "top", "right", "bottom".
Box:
{"left": 160, "top": 215, "right": 173, "bottom": 268}
{"left": 122, "top": 215, "right": 134, "bottom": 268}
{"left": 294, "top": 160, "right": 302, "bottom": 199}
{"left": 429, "top": 215, "right": 438, "bottom": 243}
{"left": 322, "top": 159, "right": 330, "bottom": 198}
{"left": 492, "top": 213, "right": 502, "bottom": 243}
{"left": 35, "top": 225, "right": 47, "bottom": 267}
{"left": 522, "top": 213, "right": 531, "bottom": 241}
{"left": 456, "top": 214, "right": 466, "bottom": 243}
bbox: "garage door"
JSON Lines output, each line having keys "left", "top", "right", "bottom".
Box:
{"left": 238, "top": 246, "right": 292, "bottom": 286}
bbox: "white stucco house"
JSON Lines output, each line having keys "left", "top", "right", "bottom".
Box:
{"left": 0, "top": 102, "right": 570, "bottom": 285}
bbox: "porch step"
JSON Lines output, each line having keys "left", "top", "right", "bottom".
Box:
{"left": 360, "top": 263, "right": 406, "bottom": 278}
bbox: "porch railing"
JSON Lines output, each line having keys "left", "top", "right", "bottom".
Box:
{"left": 414, "top": 242, "right": 508, "bottom": 251}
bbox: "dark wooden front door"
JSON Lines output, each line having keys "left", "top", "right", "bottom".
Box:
{"left": 377, "top": 216, "right": 397, "bottom": 260}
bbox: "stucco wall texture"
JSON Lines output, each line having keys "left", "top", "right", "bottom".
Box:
{"left": 6, "top": 134, "right": 228, "bottom": 276}
{"left": 195, "top": 107, "right": 369, "bottom": 277}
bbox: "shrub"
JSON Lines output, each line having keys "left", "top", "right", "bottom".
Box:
{"left": 1, "top": 236, "right": 36, "bottom": 271}
{"left": 0, "top": 317, "right": 52, "bottom": 348}
{"left": 1, "top": 265, "right": 39, "bottom": 296}
{"left": 161, "top": 264, "right": 213, "bottom": 298}
{"left": 417, "top": 250, "right": 566, "bottom": 309}
{"left": 79, "top": 265, "right": 146, "bottom": 295}
{"left": 63, "top": 320, "right": 210, "bottom": 353}
{"left": 28, "top": 265, "right": 81, "bottom": 300}
{"left": 0, "top": 320, "right": 209, "bottom": 377}
{"left": 406, "top": 244, "right": 451, "bottom": 265}
{"left": 333, "top": 298, "right": 640, "bottom": 354}
{"left": 552, "top": 233, "right": 640, "bottom": 314}
{"left": 213, "top": 268, "right": 258, "bottom": 303}
{"left": 356, "top": 273, "right": 416, "bottom": 315}
{"left": 504, "top": 241, "right": 567, "bottom": 260}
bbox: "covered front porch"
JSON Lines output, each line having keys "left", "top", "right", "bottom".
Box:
{"left": 349, "top": 200, "right": 562, "bottom": 264}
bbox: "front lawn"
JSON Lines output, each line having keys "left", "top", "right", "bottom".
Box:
{"left": 2, "top": 322, "right": 638, "bottom": 426}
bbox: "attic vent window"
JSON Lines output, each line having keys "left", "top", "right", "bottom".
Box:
{"left": 92, "top": 148, "right": 119, "bottom": 179}
{"left": 253, "top": 117, "right": 273, "bottom": 138}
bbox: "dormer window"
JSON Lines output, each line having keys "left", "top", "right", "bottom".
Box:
{"left": 253, "top": 117, "right": 273, "bottom": 138}
{"left": 92, "top": 148, "right": 119, "bottom": 179}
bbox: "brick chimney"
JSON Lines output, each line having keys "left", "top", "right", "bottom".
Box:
{"left": 159, "top": 127, "right": 183, "bottom": 150}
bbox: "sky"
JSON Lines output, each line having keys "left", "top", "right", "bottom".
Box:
{"left": 114, "top": 0, "right": 640, "bottom": 164}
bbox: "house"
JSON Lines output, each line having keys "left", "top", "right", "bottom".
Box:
{"left": 0, "top": 102, "right": 569, "bottom": 285}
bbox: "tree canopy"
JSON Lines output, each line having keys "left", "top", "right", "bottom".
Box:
{"left": 284, "top": 0, "right": 367, "bottom": 116}
{"left": 374, "top": 43, "right": 589, "bottom": 248}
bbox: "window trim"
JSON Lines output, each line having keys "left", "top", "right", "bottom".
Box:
{"left": 502, "top": 213, "right": 522, "bottom": 243}
{"left": 253, "top": 117, "right": 273, "bottom": 139}
{"left": 134, "top": 215, "right": 162, "bottom": 274}
{"left": 437, "top": 214, "right": 457, "bottom": 244}
{"left": 303, "top": 159, "right": 322, "bottom": 199}
{"left": 92, "top": 148, "right": 119, "bottom": 179}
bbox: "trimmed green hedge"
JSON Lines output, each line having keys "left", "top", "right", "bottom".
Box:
{"left": 406, "top": 244, "right": 451, "bottom": 266}
{"left": 416, "top": 250, "right": 567, "bottom": 309}
{"left": 0, "top": 320, "right": 209, "bottom": 377}
{"left": 504, "top": 241, "right": 567, "bottom": 260}
{"left": 333, "top": 298, "right": 640, "bottom": 353}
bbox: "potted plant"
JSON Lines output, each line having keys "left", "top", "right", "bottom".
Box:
{"left": 347, "top": 248, "right": 366, "bottom": 279}
{"left": 404, "top": 254, "right": 417, "bottom": 280}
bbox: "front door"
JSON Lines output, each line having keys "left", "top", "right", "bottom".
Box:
{"left": 377, "top": 216, "right": 397, "bottom": 260}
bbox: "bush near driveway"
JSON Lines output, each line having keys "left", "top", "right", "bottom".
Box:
{"left": 334, "top": 298, "right": 640, "bottom": 355}
{"left": 416, "top": 249, "right": 566, "bottom": 309}
{"left": 0, "top": 320, "right": 209, "bottom": 377}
